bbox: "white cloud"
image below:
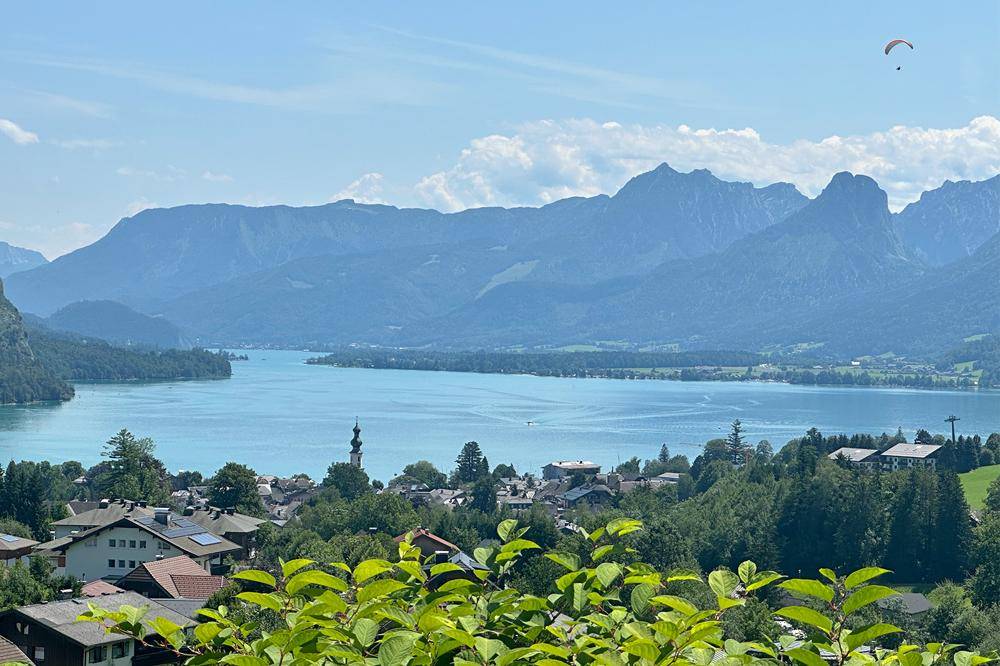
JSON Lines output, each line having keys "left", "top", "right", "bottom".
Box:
{"left": 0, "top": 219, "right": 103, "bottom": 259}
{"left": 25, "top": 90, "right": 114, "bottom": 119}
{"left": 202, "top": 170, "right": 234, "bottom": 183}
{"left": 52, "top": 138, "right": 117, "bottom": 150}
{"left": 413, "top": 116, "right": 1000, "bottom": 212}
{"left": 0, "top": 118, "right": 39, "bottom": 145}
{"left": 331, "top": 172, "right": 386, "bottom": 204}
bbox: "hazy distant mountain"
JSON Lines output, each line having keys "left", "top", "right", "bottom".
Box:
{"left": 894, "top": 175, "right": 1000, "bottom": 266}
{"left": 0, "top": 241, "right": 47, "bottom": 278}
{"left": 4, "top": 164, "right": 804, "bottom": 316}
{"left": 413, "top": 172, "right": 921, "bottom": 349}
{"left": 0, "top": 279, "right": 72, "bottom": 403}
{"left": 45, "top": 300, "right": 189, "bottom": 348}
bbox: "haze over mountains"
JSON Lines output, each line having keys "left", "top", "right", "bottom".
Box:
{"left": 4, "top": 164, "right": 998, "bottom": 357}
{"left": 0, "top": 241, "right": 47, "bottom": 279}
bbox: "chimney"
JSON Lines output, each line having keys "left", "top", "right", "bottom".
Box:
{"left": 138, "top": 501, "right": 148, "bottom": 508}
{"left": 433, "top": 550, "right": 449, "bottom": 564}
{"left": 58, "top": 589, "right": 74, "bottom": 600}
{"left": 182, "top": 507, "right": 194, "bottom": 516}
{"left": 154, "top": 507, "right": 170, "bottom": 525}
{"left": 367, "top": 527, "right": 378, "bottom": 535}
{"left": 99, "top": 499, "right": 110, "bottom": 509}
{"left": 156, "top": 554, "right": 164, "bottom": 560}
{"left": 225, "top": 507, "right": 235, "bottom": 515}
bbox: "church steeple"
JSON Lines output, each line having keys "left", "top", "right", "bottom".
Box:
{"left": 350, "top": 419, "right": 363, "bottom": 468}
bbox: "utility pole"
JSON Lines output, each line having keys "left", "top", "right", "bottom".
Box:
{"left": 945, "top": 415, "right": 960, "bottom": 444}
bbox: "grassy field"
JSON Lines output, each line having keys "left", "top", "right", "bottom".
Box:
{"left": 960, "top": 465, "right": 1000, "bottom": 509}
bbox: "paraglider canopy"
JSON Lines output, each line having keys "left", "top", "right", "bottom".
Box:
{"left": 884, "top": 39, "right": 914, "bottom": 55}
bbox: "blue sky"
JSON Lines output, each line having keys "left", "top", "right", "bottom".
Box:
{"left": 1, "top": 1, "right": 998, "bottom": 257}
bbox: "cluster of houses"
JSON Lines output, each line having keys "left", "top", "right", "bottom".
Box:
{"left": 384, "top": 458, "right": 682, "bottom": 513}
{"left": 827, "top": 443, "right": 942, "bottom": 471}
{"left": 171, "top": 474, "right": 318, "bottom": 525}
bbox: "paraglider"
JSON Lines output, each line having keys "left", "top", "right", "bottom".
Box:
{"left": 884, "top": 39, "right": 913, "bottom": 70}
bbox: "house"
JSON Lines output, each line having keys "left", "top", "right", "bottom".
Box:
{"left": 827, "top": 447, "right": 881, "bottom": 470}
{"left": 116, "top": 555, "right": 226, "bottom": 599}
{"left": 181, "top": 505, "right": 266, "bottom": 560}
{"left": 0, "top": 636, "right": 32, "bottom": 665}
{"left": 542, "top": 461, "right": 601, "bottom": 480}
{"left": 393, "top": 528, "right": 459, "bottom": 560}
{"left": 50, "top": 500, "right": 154, "bottom": 539}
{"left": 496, "top": 495, "right": 534, "bottom": 512}
{"left": 424, "top": 550, "right": 489, "bottom": 590}
{"left": 557, "top": 484, "right": 614, "bottom": 509}
{"left": 426, "top": 488, "right": 467, "bottom": 509}
{"left": 42, "top": 507, "right": 241, "bottom": 582}
{"left": 0, "top": 591, "right": 190, "bottom": 666}
{"left": 650, "top": 472, "right": 681, "bottom": 486}
{"left": 878, "top": 592, "right": 932, "bottom": 616}
{"left": 0, "top": 534, "right": 39, "bottom": 567}
{"left": 881, "top": 443, "right": 942, "bottom": 471}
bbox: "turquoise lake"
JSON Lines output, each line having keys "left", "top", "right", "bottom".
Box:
{"left": 1, "top": 349, "right": 998, "bottom": 482}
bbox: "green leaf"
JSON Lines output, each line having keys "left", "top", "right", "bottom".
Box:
{"left": 651, "top": 594, "right": 698, "bottom": 616}
{"left": 779, "top": 578, "right": 834, "bottom": 603}
{"left": 775, "top": 606, "right": 833, "bottom": 634}
{"left": 352, "top": 559, "right": 394, "bottom": 583}
{"left": 231, "top": 569, "right": 276, "bottom": 588}
{"left": 745, "top": 573, "right": 783, "bottom": 592}
{"left": 429, "top": 562, "right": 463, "bottom": 576}
{"left": 631, "top": 583, "right": 656, "bottom": 616}
{"left": 280, "top": 558, "right": 314, "bottom": 578}
{"left": 236, "top": 592, "right": 282, "bottom": 613}
{"left": 353, "top": 618, "right": 378, "bottom": 647}
{"left": 378, "top": 633, "right": 415, "bottom": 666}
{"left": 818, "top": 568, "right": 837, "bottom": 583}
{"left": 219, "top": 656, "right": 268, "bottom": 666}
{"left": 591, "top": 544, "right": 615, "bottom": 562}
{"left": 844, "top": 567, "right": 891, "bottom": 590}
{"left": 842, "top": 585, "right": 898, "bottom": 616}
{"left": 500, "top": 538, "right": 540, "bottom": 555}
{"left": 845, "top": 623, "right": 903, "bottom": 652}
{"left": 497, "top": 518, "right": 518, "bottom": 542}
{"left": 738, "top": 561, "right": 757, "bottom": 583}
{"left": 708, "top": 569, "right": 740, "bottom": 599}
{"left": 358, "top": 578, "right": 409, "bottom": 603}
{"left": 595, "top": 562, "right": 621, "bottom": 588}
{"left": 784, "top": 647, "right": 828, "bottom": 666}
{"left": 286, "top": 569, "right": 349, "bottom": 595}
{"left": 193, "top": 622, "right": 222, "bottom": 644}
{"left": 545, "top": 552, "right": 581, "bottom": 571}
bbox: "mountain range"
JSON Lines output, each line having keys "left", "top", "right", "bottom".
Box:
{"left": 0, "top": 241, "right": 47, "bottom": 279}
{"left": 4, "top": 165, "right": 998, "bottom": 358}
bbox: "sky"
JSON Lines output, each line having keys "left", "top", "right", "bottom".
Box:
{"left": 1, "top": 1, "right": 998, "bottom": 258}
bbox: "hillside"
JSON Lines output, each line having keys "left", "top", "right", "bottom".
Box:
{"left": 0, "top": 280, "right": 73, "bottom": 403}
{"left": 0, "top": 241, "right": 47, "bottom": 278}
{"left": 45, "top": 299, "right": 189, "bottom": 348}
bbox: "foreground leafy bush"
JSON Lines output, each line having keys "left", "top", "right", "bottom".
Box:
{"left": 81, "top": 519, "right": 997, "bottom": 665}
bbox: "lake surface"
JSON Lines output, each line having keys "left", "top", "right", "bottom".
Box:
{"left": 1, "top": 349, "right": 997, "bottom": 482}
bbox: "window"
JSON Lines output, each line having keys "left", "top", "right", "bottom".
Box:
{"left": 118, "top": 560, "right": 125, "bottom": 568}
{"left": 33, "top": 647, "right": 45, "bottom": 661}
{"left": 118, "top": 539, "right": 126, "bottom": 547}
{"left": 139, "top": 540, "right": 147, "bottom": 548}
{"left": 129, "top": 540, "right": 136, "bottom": 548}
{"left": 108, "top": 539, "right": 116, "bottom": 548}
{"left": 88, "top": 646, "right": 106, "bottom": 663}
{"left": 112, "top": 642, "right": 128, "bottom": 658}
{"left": 128, "top": 560, "right": 136, "bottom": 568}
{"left": 108, "top": 559, "right": 116, "bottom": 568}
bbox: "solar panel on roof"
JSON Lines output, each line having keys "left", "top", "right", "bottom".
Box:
{"left": 0, "top": 534, "right": 19, "bottom": 542}
{"left": 162, "top": 526, "right": 207, "bottom": 538}
{"left": 189, "top": 533, "right": 222, "bottom": 546}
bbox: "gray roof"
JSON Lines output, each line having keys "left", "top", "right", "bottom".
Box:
{"left": 0, "top": 533, "right": 39, "bottom": 553}
{"left": 151, "top": 598, "right": 208, "bottom": 620}
{"left": 882, "top": 443, "right": 942, "bottom": 459}
{"left": 546, "top": 460, "right": 600, "bottom": 470}
{"left": 52, "top": 503, "right": 153, "bottom": 529}
{"left": 12, "top": 591, "right": 190, "bottom": 647}
{"left": 878, "top": 592, "right": 932, "bottom": 615}
{"left": 560, "top": 485, "right": 613, "bottom": 502}
{"left": 183, "top": 507, "right": 266, "bottom": 535}
{"left": 54, "top": 516, "right": 241, "bottom": 559}
{"left": 828, "top": 447, "right": 880, "bottom": 462}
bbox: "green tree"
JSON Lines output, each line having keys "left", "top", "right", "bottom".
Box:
{"left": 454, "top": 441, "right": 486, "bottom": 484}
{"left": 727, "top": 419, "right": 747, "bottom": 465}
{"left": 0, "top": 517, "right": 32, "bottom": 539}
{"left": 322, "top": 462, "right": 371, "bottom": 502}
{"left": 968, "top": 514, "right": 1000, "bottom": 606}
{"left": 401, "top": 460, "right": 447, "bottom": 489}
{"left": 209, "top": 462, "right": 265, "bottom": 516}
{"left": 492, "top": 463, "right": 517, "bottom": 479}
{"left": 94, "top": 429, "right": 170, "bottom": 504}
{"left": 933, "top": 470, "right": 974, "bottom": 580}
{"left": 469, "top": 476, "right": 497, "bottom": 513}
{"left": 984, "top": 474, "right": 1000, "bottom": 516}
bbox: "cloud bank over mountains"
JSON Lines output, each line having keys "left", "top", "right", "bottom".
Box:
{"left": 402, "top": 115, "right": 999, "bottom": 212}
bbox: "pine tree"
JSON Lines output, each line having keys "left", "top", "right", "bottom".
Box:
{"left": 455, "top": 441, "right": 485, "bottom": 484}
{"left": 658, "top": 444, "right": 670, "bottom": 464}
{"left": 727, "top": 420, "right": 748, "bottom": 466}
{"left": 932, "top": 471, "right": 974, "bottom": 580}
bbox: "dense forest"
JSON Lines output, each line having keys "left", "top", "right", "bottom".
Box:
{"left": 27, "top": 327, "right": 231, "bottom": 382}
{"left": 938, "top": 334, "right": 1000, "bottom": 388}
{"left": 306, "top": 348, "right": 983, "bottom": 388}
